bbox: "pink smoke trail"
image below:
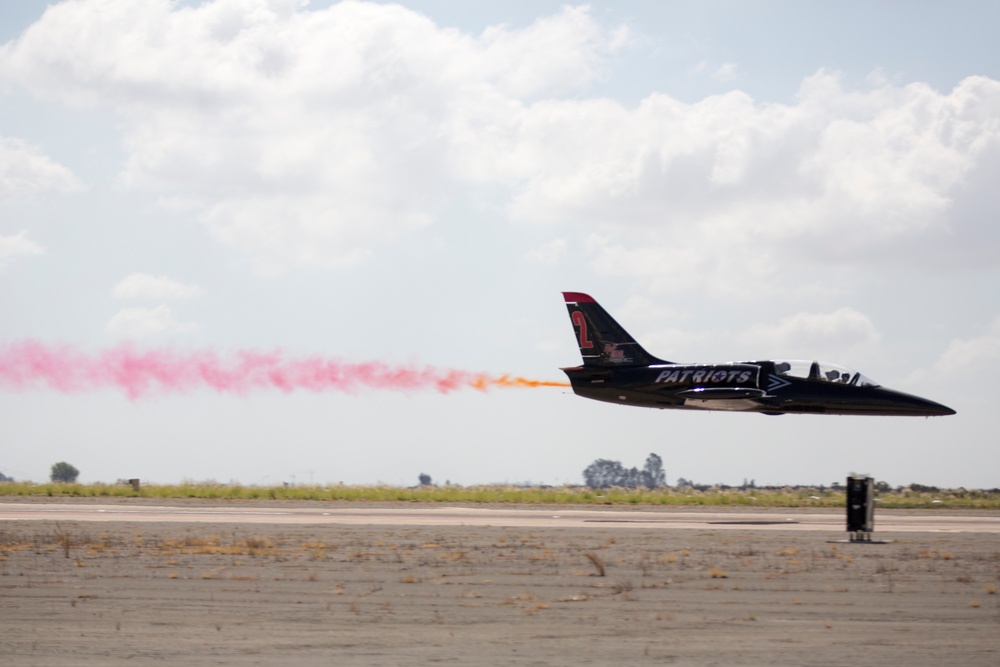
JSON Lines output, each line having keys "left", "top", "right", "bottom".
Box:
{"left": 0, "top": 341, "right": 568, "bottom": 400}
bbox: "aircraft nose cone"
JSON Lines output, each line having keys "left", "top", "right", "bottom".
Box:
{"left": 926, "top": 401, "right": 956, "bottom": 417}
{"left": 883, "top": 389, "right": 956, "bottom": 416}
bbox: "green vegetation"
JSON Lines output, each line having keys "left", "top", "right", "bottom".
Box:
{"left": 49, "top": 461, "right": 80, "bottom": 483}
{"left": 1, "top": 481, "right": 999, "bottom": 509}
{"left": 583, "top": 453, "right": 666, "bottom": 489}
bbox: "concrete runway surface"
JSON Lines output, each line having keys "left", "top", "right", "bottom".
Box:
{"left": 3, "top": 500, "right": 999, "bottom": 666}
{"left": 2, "top": 501, "right": 999, "bottom": 533}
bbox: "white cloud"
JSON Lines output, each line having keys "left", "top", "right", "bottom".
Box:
{"left": 934, "top": 316, "right": 1000, "bottom": 374}
{"left": 614, "top": 293, "right": 690, "bottom": 361}
{"left": 739, "top": 307, "right": 881, "bottom": 360}
{"left": 1, "top": 1, "right": 997, "bottom": 294}
{"left": 0, "top": 0, "right": 625, "bottom": 275}
{"left": 517, "top": 74, "right": 1000, "bottom": 293}
{"left": 903, "top": 316, "right": 1000, "bottom": 400}
{"left": 475, "top": 6, "right": 627, "bottom": 98}
{"left": 104, "top": 305, "right": 199, "bottom": 337}
{"left": 523, "top": 238, "right": 565, "bottom": 265}
{"left": 113, "top": 273, "right": 203, "bottom": 300}
{"left": 690, "top": 61, "right": 738, "bottom": 82}
{"left": 712, "top": 63, "right": 738, "bottom": 82}
{"left": 0, "top": 230, "right": 45, "bottom": 266}
{"left": 0, "top": 135, "right": 81, "bottom": 199}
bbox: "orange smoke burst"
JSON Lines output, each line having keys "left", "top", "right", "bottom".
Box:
{"left": 471, "top": 374, "right": 570, "bottom": 390}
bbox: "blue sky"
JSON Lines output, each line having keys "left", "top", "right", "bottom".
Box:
{"left": 1, "top": 0, "right": 998, "bottom": 488}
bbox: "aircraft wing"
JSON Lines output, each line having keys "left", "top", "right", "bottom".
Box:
{"left": 674, "top": 387, "right": 767, "bottom": 400}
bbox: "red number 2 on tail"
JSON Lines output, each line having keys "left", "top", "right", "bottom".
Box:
{"left": 571, "top": 311, "right": 594, "bottom": 349}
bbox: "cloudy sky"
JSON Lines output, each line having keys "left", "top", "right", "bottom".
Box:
{"left": 1, "top": 0, "right": 998, "bottom": 488}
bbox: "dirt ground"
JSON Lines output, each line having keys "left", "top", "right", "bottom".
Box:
{"left": 2, "top": 512, "right": 999, "bottom": 666}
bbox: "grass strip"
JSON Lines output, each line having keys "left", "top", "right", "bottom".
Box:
{"left": 2, "top": 481, "right": 999, "bottom": 509}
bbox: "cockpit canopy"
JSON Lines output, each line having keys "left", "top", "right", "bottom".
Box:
{"left": 772, "top": 360, "right": 879, "bottom": 387}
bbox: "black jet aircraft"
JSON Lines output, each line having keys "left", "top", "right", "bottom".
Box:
{"left": 561, "top": 292, "right": 955, "bottom": 416}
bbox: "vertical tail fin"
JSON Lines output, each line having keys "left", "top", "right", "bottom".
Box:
{"left": 562, "top": 292, "right": 670, "bottom": 367}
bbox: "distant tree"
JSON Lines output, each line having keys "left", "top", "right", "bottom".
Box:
{"left": 641, "top": 453, "right": 666, "bottom": 489}
{"left": 583, "top": 459, "right": 625, "bottom": 489}
{"left": 674, "top": 477, "right": 711, "bottom": 491}
{"left": 0, "top": 470, "right": 12, "bottom": 482}
{"left": 584, "top": 454, "right": 665, "bottom": 489}
{"left": 50, "top": 461, "right": 79, "bottom": 483}
{"left": 619, "top": 465, "right": 642, "bottom": 488}
{"left": 418, "top": 473, "right": 432, "bottom": 486}
{"left": 909, "top": 483, "right": 940, "bottom": 493}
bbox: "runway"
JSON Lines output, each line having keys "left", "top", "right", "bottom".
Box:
{"left": 2, "top": 501, "right": 998, "bottom": 533}
{"left": 4, "top": 500, "right": 999, "bottom": 665}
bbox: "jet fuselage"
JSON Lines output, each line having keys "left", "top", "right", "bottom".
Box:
{"left": 561, "top": 292, "right": 955, "bottom": 417}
